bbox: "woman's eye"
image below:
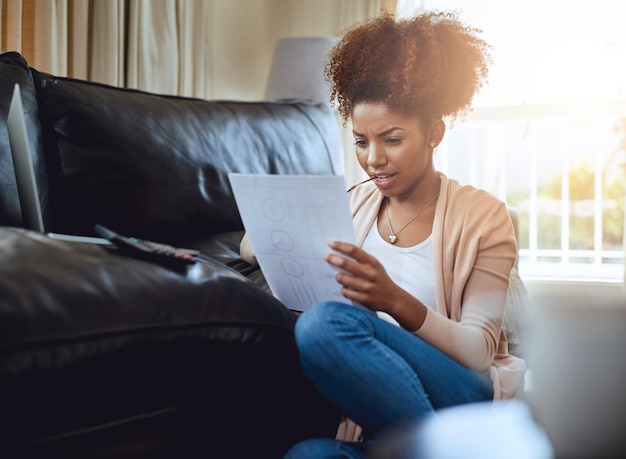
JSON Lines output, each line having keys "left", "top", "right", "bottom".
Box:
{"left": 386, "top": 137, "right": 401, "bottom": 144}
{"left": 354, "top": 139, "right": 367, "bottom": 147}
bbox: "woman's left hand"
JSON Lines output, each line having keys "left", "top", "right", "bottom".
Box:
{"left": 325, "top": 240, "right": 402, "bottom": 312}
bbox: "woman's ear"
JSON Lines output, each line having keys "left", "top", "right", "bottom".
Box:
{"left": 428, "top": 119, "right": 446, "bottom": 148}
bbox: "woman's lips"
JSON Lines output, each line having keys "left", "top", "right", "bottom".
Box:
{"left": 372, "top": 174, "right": 395, "bottom": 189}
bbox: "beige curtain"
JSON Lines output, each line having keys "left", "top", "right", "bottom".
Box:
{"left": 88, "top": 0, "right": 126, "bottom": 86}
{"left": 1, "top": 0, "right": 125, "bottom": 86}
{"left": 126, "top": 0, "right": 211, "bottom": 97}
{"left": 2, "top": 0, "right": 38, "bottom": 67}
{"left": 1, "top": 0, "right": 210, "bottom": 95}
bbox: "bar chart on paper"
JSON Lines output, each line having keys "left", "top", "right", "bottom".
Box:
{"left": 229, "top": 173, "right": 356, "bottom": 311}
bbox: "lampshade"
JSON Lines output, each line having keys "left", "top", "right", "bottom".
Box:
{"left": 264, "top": 36, "right": 339, "bottom": 103}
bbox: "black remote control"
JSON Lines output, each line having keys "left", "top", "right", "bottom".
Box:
{"left": 94, "top": 224, "right": 198, "bottom": 271}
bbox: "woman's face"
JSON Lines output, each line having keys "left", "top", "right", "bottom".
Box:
{"left": 351, "top": 102, "right": 442, "bottom": 201}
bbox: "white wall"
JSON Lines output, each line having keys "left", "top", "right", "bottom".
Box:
{"left": 208, "top": 0, "right": 283, "bottom": 100}
{"left": 208, "top": 0, "right": 341, "bottom": 101}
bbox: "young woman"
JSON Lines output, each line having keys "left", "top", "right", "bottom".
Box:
{"left": 243, "top": 10, "right": 526, "bottom": 459}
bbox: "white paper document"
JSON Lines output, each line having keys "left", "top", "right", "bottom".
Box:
{"left": 229, "top": 173, "right": 356, "bottom": 311}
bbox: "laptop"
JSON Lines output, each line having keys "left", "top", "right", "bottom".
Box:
{"left": 7, "top": 83, "right": 111, "bottom": 245}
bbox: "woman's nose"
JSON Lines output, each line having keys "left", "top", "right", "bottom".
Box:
{"left": 367, "top": 143, "right": 387, "bottom": 167}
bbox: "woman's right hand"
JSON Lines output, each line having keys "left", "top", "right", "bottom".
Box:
{"left": 325, "top": 240, "right": 428, "bottom": 330}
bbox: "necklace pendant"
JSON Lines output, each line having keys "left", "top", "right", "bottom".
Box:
{"left": 389, "top": 234, "right": 398, "bottom": 244}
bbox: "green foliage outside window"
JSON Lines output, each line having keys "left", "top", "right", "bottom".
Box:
{"left": 508, "top": 118, "right": 626, "bottom": 255}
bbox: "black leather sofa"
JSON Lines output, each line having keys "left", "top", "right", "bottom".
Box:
{"left": 0, "top": 51, "right": 342, "bottom": 458}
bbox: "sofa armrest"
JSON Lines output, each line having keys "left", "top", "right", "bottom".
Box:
{"left": 0, "top": 227, "right": 340, "bottom": 456}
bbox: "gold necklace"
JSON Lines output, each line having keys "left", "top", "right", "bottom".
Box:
{"left": 385, "top": 193, "right": 439, "bottom": 244}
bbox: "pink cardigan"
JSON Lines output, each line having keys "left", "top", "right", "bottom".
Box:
{"left": 349, "top": 172, "right": 526, "bottom": 400}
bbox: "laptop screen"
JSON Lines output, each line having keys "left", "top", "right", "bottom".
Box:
{"left": 7, "top": 83, "right": 45, "bottom": 233}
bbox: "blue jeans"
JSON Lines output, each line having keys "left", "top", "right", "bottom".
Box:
{"left": 284, "top": 301, "right": 493, "bottom": 459}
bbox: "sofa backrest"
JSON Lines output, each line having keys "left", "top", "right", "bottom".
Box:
{"left": 1, "top": 52, "right": 342, "bottom": 244}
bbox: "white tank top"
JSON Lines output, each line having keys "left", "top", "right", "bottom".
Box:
{"left": 362, "top": 218, "right": 436, "bottom": 326}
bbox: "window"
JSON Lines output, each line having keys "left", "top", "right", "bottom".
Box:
{"left": 398, "top": 0, "right": 626, "bottom": 282}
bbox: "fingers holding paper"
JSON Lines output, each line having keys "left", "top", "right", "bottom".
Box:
{"left": 326, "top": 241, "right": 401, "bottom": 312}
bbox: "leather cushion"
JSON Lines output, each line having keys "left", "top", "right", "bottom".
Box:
{"left": 189, "top": 230, "right": 271, "bottom": 294}
{"left": 0, "top": 227, "right": 293, "bottom": 369}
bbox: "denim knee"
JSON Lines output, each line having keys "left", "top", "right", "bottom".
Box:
{"left": 294, "top": 302, "right": 350, "bottom": 370}
{"left": 295, "top": 301, "right": 345, "bottom": 349}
